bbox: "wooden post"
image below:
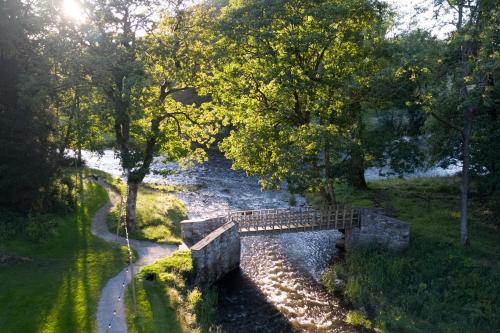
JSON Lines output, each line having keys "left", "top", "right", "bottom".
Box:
{"left": 116, "top": 196, "right": 123, "bottom": 241}
{"left": 130, "top": 262, "right": 137, "bottom": 314}
{"left": 350, "top": 207, "right": 354, "bottom": 229}
{"left": 342, "top": 205, "right": 346, "bottom": 229}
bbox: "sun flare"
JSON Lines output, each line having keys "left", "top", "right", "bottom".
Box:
{"left": 63, "top": 0, "right": 85, "bottom": 23}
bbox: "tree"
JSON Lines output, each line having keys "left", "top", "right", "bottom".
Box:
{"left": 0, "top": 0, "right": 60, "bottom": 211}
{"left": 207, "top": 0, "right": 387, "bottom": 202}
{"left": 44, "top": 21, "right": 106, "bottom": 164}
{"left": 362, "top": 30, "right": 443, "bottom": 177}
{"left": 425, "top": 0, "right": 499, "bottom": 244}
{"left": 85, "top": 0, "right": 215, "bottom": 230}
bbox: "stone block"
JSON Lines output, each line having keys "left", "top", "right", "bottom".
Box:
{"left": 191, "top": 222, "right": 241, "bottom": 285}
{"left": 345, "top": 209, "right": 410, "bottom": 251}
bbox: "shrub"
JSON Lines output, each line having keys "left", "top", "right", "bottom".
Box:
{"left": 346, "top": 310, "right": 372, "bottom": 329}
{"left": 0, "top": 210, "right": 59, "bottom": 242}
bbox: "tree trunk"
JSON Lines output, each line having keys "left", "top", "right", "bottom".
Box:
{"left": 348, "top": 154, "right": 368, "bottom": 190}
{"left": 460, "top": 107, "right": 473, "bottom": 246}
{"left": 58, "top": 120, "right": 73, "bottom": 160}
{"left": 126, "top": 180, "right": 139, "bottom": 232}
{"left": 77, "top": 146, "right": 82, "bottom": 166}
{"left": 320, "top": 178, "right": 337, "bottom": 205}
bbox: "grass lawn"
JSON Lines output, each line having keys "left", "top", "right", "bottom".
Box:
{"left": 323, "top": 177, "right": 500, "bottom": 332}
{"left": 126, "top": 250, "right": 217, "bottom": 333}
{"left": 90, "top": 169, "right": 187, "bottom": 244}
{"left": 0, "top": 173, "right": 129, "bottom": 333}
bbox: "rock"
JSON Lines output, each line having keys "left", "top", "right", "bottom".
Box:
{"left": 334, "top": 278, "right": 346, "bottom": 290}
{"left": 335, "top": 239, "right": 345, "bottom": 249}
{"left": 0, "top": 254, "right": 32, "bottom": 264}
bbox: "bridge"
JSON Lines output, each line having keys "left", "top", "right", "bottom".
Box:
{"left": 181, "top": 205, "right": 409, "bottom": 285}
{"left": 228, "top": 206, "right": 360, "bottom": 235}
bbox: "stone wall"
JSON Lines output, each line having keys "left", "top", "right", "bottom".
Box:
{"left": 190, "top": 222, "right": 241, "bottom": 285}
{"left": 345, "top": 209, "right": 410, "bottom": 251}
{"left": 181, "top": 216, "right": 228, "bottom": 247}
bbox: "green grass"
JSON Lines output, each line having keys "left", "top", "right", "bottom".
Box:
{"left": 90, "top": 170, "right": 188, "bottom": 244}
{"left": 106, "top": 186, "right": 187, "bottom": 244}
{"left": 0, "top": 172, "right": 129, "bottom": 333}
{"left": 323, "top": 177, "right": 500, "bottom": 332}
{"left": 126, "top": 250, "right": 217, "bottom": 333}
{"left": 143, "top": 183, "right": 203, "bottom": 193}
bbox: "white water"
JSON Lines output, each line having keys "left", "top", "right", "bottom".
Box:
{"left": 80, "top": 149, "right": 459, "bottom": 218}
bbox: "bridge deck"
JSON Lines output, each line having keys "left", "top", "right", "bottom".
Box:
{"left": 228, "top": 206, "right": 360, "bottom": 235}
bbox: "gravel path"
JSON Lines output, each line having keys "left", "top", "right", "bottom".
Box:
{"left": 91, "top": 179, "right": 178, "bottom": 333}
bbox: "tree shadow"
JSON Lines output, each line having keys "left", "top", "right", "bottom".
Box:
{"left": 31, "top": 176, "right": 128, "bottom": 333}
{"left": 130, "top": 278, "right": 185, "bottom": 333}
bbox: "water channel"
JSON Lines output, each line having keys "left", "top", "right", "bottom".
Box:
{"left": 82, "top": 149, "right": 458, "bottom": 332}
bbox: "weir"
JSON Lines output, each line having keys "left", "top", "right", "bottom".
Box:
{"left": 181, "top": 206, "right": 410, "bottom": 285}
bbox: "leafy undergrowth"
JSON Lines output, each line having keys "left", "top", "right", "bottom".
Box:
{"left": 92, "top": 169, "right": 188, "bottom": 244}
{"left": 0, "top": 172, "right": 129, "bottom": 333}
{"left": 323, "top": 177, "right": 500, "bottom": 332}
{"left": 126, "top": 250, "right": 218, "bottom": 333}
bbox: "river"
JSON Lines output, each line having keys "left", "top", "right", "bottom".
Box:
{"left": 81, "top": 149, "right": 458, "bottom": 332}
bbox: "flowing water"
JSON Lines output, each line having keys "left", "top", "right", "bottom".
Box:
{"left": 82, "top": 149, "right": 459, "bottom": 332}
{"left": 217, "top": 232, "right": 359, "bottom": 333}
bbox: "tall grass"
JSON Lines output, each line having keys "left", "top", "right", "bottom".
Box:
{"left": 323, "top": 177, "right": 500, "bottom": 332}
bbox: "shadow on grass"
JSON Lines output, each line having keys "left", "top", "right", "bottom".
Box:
{"left": 127, "top": 279, "right": 185, "bottom": 333}
{"left": 107, "top": 186, "right": 187, "bottom": 244}
{"left": 0, "top": 175, "right": 128, "bottom": 333}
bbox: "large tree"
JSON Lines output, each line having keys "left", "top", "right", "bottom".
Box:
{"left": 85, "top": 0, "right": 215, "bottom": 230}
{"left": 0, "top": 0, "right": 59, "bottom": 211}
{"left": 207, "top": 0, "right": 387, "bottom": 202}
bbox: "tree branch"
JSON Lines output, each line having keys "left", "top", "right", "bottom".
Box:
{"left": 429, "top": 111, "right": 462, "bottom": 132}
{"left": 164, "top": 111, "right": 199, "bottom": 125}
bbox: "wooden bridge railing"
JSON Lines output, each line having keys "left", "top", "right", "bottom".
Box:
{"left": 228, "top": 205, "right": 360, "bottom": 234}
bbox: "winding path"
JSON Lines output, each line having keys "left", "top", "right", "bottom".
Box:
{"left": 91, "top": 179, "right": 178, "bottom": 333}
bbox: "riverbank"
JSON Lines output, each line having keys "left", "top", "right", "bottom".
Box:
{"left": 0, "top": 171, "right": 129, "bottom": 333}
{"left": 324, "top": 177, "right": 500, "bottom": 332}
{"left": 125, "top": 250, "right": 218, "bottom": 333}
{"left": 86, "top": 171, "right": 216, "bottom": 332}
{"left": 90, "top": 169, "right": 187, "bottom": 244}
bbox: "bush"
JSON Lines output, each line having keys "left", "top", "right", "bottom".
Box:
{"left": 0, "top": 171, "right": 80, "bottom": 242}
{"left": 346, "top": 310, "right": 372, "bottom": 329}
{"left": 0, "top": 210, "right": 59, "bottom": 242}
